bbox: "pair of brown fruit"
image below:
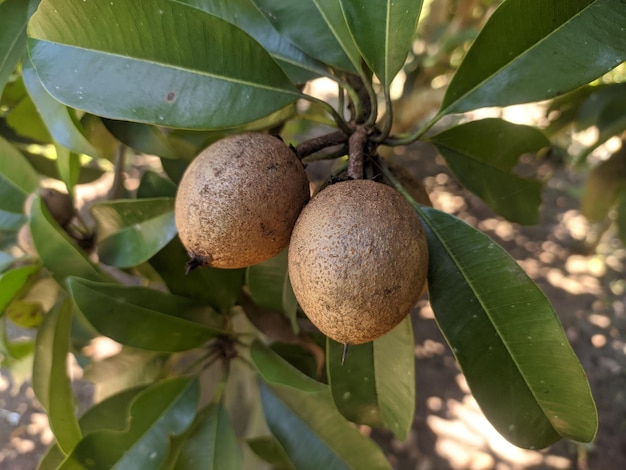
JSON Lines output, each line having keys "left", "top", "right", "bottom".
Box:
{"left": 175, "top": 133, "right": 428, "bottom": 345}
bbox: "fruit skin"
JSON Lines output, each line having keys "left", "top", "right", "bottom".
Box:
{"left": 175, "top": 133, "right": 310, "bottom": 269}
{"left": 288, "top": 179, "right": 428, "bottom": 344}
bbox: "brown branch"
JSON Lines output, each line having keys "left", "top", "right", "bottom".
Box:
{"left": 347, "top": 126, "right": 368, "bottom": 180}
{"left": 295, "top": 130, "right": 349, "bottom": 159}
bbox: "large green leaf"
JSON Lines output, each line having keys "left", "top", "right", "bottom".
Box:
{"left": 28, "top": 0, "right": 301, "bottom": 129}
{"left": 340, "top": 0, "right": 423, "bottom": 86}
{"left": 90, "top": 198, "right": 177, "bottom": 268}
{"left": 59, "top": 377, "right": 198, "bottom": 469}
{"left": 427, "top": 118, "right": 548, "bottom": 225}
{"left": 22, "top": 56, "right": 99, "bottom": 158}
{"left": 326, "top": 316, "right": 415, "bottom": 440}
{"left": 102, "top": 119, "right": 179, "bottom": 160}
{"left": 246, "top": 249, "right": 298, "bottom": 331}
{"left": 173, "top": 0, "right": 325, "bottom": 83}
{"left": 440, "top": 0, "right": 626, "bottom": 115}
{"left": 169, "top": 403, "right": 243, "bottom": 470}
{"left": 149, "top": 238, "right": 244, "bottom": 313}
{"left": 38, "top": 386, "right": 148, "bottom": 470}
{"left": 0, "top": 135, "right": 39, "bottom": 214}
{"left": 414, "top": 205, "right": 597, "bottom": 448}
{"left": 0, "top": 263, "right": 40, "bottom": 313}
{"left": 67, "top": 277, "right": 222, "bottom": 352}
{"left": 32, "top": 299, "right": 82, "bottom": 455}
{"left": 251, "top": 341, "right": 392, "bottom": 470}
{"left": 252, "top": 0, "right": 361, "bottom": 73}
{"left": 0, "top": 0, "right": 29, "bottom": 93}
{"left": 29, "top": 193, "right": 111, "bottom": 283}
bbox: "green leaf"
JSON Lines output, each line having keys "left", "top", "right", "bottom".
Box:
{"left": 84, "top": 348, "right": 162, "bottom": 403}
{"left": 0, "top": 0, "right": 29, "bottom": 93}
{"left": 90, "top": 198, "right": 177, "bottom": 268}
{"left": 28, "top": 0, "right": 300, "bottom": 129}
{"left": 29, "top": 193, "right": 110, "bottom": 283}
{"left": 251, "top": 341, "right": 392, "bottom": 470}
{"left": 580, "top": 146, "right": 626, "bottom": 222}
{"left": 252, "top": 0, "right": 361, "bottom": 73}
{"left": 246, "top": 250, "right": 298, "bottom": 331}
{"left": 340, "top": 0, "right": 423, "bottom": 86}
{"left": 54, "top": 145, "right": 80, "bottom": 196}
{"left": 416, "top": 205, "right": 597, "bottom": 448}
{"left": 38, "top": 386, "right": 148, "bottom": 470}
{"left": 327, "top": 316, "right": 415, "bottom": 440}
{"left": 576, "top": 84, "right": 626, "bottom": 162}
{"left": 247, "top": 436, "right": 295, "bottom": 470}
{"left": 22, "top": 56, "right": 100, "bottom": 158}
{"left": 68, "top": 277, "right": 222, "bottom": 352}
{"left": 0, "top": 263, "right": 40, "bottom": 313}
{"left": 173, "top": 0, "right": 325, "bottom": 83}
{"left": 440, "top": 0, "right": 626, "bottom": 115}
{"left": 170, "top": 403, "right": 243, "bottom": 470}
{"left": 149, "top": 238, "right": 244, "bottom": 313}
{"left": 0, "top": 135, "right": 39, "bottom": 213}
{"left": 427, "top": 118, "right": 548, "bottom": 224}
{"left": 59, "top": 377, "right": 198, "bottom": 470}
{"left": 137, "top": 171, "right": 177, "bottom": 199}
{"left": 102, "top": 119, "right": 179, "bottom": 159}
{"left": 32, "top": 299, "right": 82, "bottom": 455}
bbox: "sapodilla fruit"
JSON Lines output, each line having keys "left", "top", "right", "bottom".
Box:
{"left": 288, "top": 179, "right": 428, "bottom": 344}
{"left": 175, "top": 133, "right": 310, "bottom": 269}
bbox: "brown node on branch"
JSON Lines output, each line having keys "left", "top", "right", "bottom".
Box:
{"left": 347, "top": 126, "right": 369, "bottom": 180}
{"left": 295, "top": 130, "right": 348, "bottom": 159}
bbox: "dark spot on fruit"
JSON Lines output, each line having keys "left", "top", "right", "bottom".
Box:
{"left": 165, "top": 91, "right": 176, "bottom": 102}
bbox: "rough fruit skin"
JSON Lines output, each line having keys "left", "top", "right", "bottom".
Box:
{"left": 288, "top": 180, "right": 428, "bottom": 344}
{"left": 175, "top": 133, "right": 310, "bottom": 269}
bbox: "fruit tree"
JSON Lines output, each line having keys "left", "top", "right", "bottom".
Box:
{"left": 1, "top": 0, "right": 625, "bottom": 468}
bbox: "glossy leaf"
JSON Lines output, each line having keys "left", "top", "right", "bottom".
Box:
{"left": 247, "top": 436, "right": 295, "bottom": 470}
{"left": 22, "top": 56, "right": 99, "bottom": 158}
{"left": 252, "top": 0, "right": 361, "bottom": 73}
{"left": 414, "top": 204, "right": 597, "bottom": 448}
{"left": 427, "top": 119, "right": 548, "bottom": 224}
{"left": 54, "top": 145, "right": 80, "bottom": 196}
{"left": 251, "top": 341, "right": 392, "bottom": 470}
{"left": 91, "top": 198, "right": 177, "bottom": 268}
{"left": 441, "top": 0, "right": 626, "bottom": 115}
{"left": 59, "top": 377, "right": 198, "bottom": 470}
{"left": 340, "top": 0, "right": 423, "bottom": 86}
{"left": 32, "top": 299, "right": 82, "bottom": 455}
{"left": 28, "top": 0, "right": 301, "bottom": 129}
{"left": 173, "top": 0, "right": 325, "bottom": 83}
{"left": 0, "top": 0, "right": 29, "bottom": 93}
{"left": 102, "top": 119, "right": 179, "bottom": 159}
{"left": 29, "top": 194, "right": 110, "bottom": 284}
{"left": 0, "top": 263, "right": 40, "bottom": 313}
{"left": 0, "top": 135, "right": 39, "bottom": 213}
{"left": 170, "top": 403, "right": 243, "bottom": 470}
{"left": 246, "top": 250, "right": 298, "bottom": 331}
{"left": 327, "top": 316, "right": 415, "bottom": 439}
{"left": 38, "top": 386, "right": 148, "bottom": 470}
{"left": 149, "top": 238, "right": 244, "bottom": 313}
{"left": 68, "top": 277, "right": 221, "bottom": 352}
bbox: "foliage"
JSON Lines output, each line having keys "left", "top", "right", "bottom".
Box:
{"left": 1, "top": 0, "right": 624, "bottom": 468}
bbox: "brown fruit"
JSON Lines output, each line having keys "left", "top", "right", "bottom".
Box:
{"left": 175, "top": 133, "right": 310, "bottom": 269}
{"left": 288, "top": 179, "right": 428, "bottom": 344}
